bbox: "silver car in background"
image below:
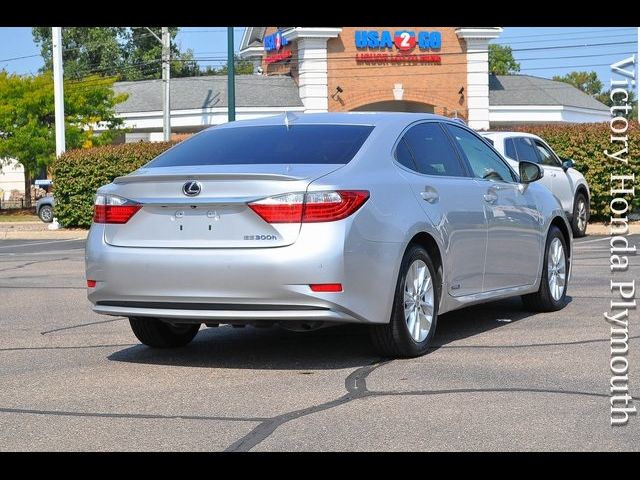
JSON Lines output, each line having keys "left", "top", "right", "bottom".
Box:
{"left": 86, "top": 113, "right": 572, "bottom": 358}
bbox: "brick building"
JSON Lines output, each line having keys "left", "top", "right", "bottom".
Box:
{"left": 239, "top": 27, "right": 609, "bottom": 130}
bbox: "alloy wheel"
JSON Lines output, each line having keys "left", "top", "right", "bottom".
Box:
{"left": 547, "top": 237, "right": 566, "bottom": 301}
{"left": 403, "top": 259, "right": 435, "bottom": 342}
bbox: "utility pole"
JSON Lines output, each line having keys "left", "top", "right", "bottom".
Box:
{"left": 227, "top": 27, "right": 236, "bottom": 122}
{"left": 52, "top": 27, "right": 65, "bottom": 157}
{"left": 162, "top": 27, "right": 171, "bottom": 141}
{"left": 143, "top": 27, "right": 171, "bottom": 140}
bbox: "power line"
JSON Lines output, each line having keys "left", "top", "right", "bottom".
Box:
{"left": 183, "top": 48, "right": 637, "bottom": 65}
{"left": 495, "top": 27, "right": 635, "bottom": 39}
{"left": 491, "top": 27, "right": 637, "bottom": 44}
{"left": 0, "top": 53, "right": 41, "bottom": 63}
{"left": 179, "top": 28, "right": 245, "bottom": 33}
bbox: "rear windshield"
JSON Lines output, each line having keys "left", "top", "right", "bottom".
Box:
{"left": 145, "top": 124, "right": 375, "bottom": 168}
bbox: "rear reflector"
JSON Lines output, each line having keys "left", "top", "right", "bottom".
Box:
{"left": 87, "top": 280, "right": 96, "bottom": 288}
{"left": 309, "top": 283, "right": 343, "bottom": 292}
{"left": 248, "top": 190, "right": 369, "bottom": 223}
{"left": 93, "top": 194, "right": 142, "bottom": 224}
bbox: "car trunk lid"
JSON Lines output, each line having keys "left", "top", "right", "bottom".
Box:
{"left": 103, "top": 164, "right": 342, "bottom": 249}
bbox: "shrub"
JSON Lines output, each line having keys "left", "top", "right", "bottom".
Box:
{"left": 498, "top": 122, "right": 638, "bottom": 220}
{"left": 51, "top": 141, "right": 177, "bottom": 228}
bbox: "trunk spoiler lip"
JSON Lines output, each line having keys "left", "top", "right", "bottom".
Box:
{"left": 126, "top": 196, "right": 267, "bottom": 206}
{"left": 113, "top": 172, "right": 307, "bottom": 184}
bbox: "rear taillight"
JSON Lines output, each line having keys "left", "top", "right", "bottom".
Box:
{"left": 93, "top": 194, "right": 142, "bottom": 224}
{"left": 248, "top": 190, "right": 369, "bottom": 224}
{"left": 247, "top": 193, "right": 304, "bottom": 223}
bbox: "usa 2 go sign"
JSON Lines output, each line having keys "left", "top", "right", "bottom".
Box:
{"left": 355, "top": 30, "right": 442, "bottom": 50}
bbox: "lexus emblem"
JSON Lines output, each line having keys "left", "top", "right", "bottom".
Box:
{"left": 182, "top": 181, "right": 202, "bottom": 197}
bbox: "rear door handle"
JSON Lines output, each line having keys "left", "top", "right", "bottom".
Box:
{"left": 421, "top": 187, "right": 439, "bottom": 204}
{"left": 483, "top": 192, "right": 498, "bottom": 204}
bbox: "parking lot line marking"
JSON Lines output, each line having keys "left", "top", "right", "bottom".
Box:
{"left": 0, "top": 239, "right": 84, "bottom": 250}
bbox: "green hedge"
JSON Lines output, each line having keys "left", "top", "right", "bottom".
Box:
{"left": 498, "top": 122, "right": 638, "bottom": 220}
{"left": 51, "top": 142, "right": 177, "bottom": 228}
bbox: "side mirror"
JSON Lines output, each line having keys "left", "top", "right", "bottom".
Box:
{"left": 519, "top": 161, "right": 544, "bottom": 184}
{"left": 561, "top": 158, "right": 575, "bottom": 171}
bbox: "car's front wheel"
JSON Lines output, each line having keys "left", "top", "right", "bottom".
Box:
{"left": 571, "top": 192, "right": 589, "bottom": 237}
{"left": 370, "top": 244, "right": 439, "bottom": 358}
{"left": 129, "top": 317, "right": 200, "bottom": 348}
{"left": 38, "top": 205, "right": 53, "bottom": 223}
{"left": 521, "top": 225, "right": 569, "bottom": 312}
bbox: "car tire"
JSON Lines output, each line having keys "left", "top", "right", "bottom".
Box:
{"left": 571, "top": 192, "right": 589, "bottom": 238}
{"left": 128, "top": 317, "right": 200, "bottom": 348}
{"left": 38, "top": 205, "right": 53, "bottom": 223}
{"left": 521, "top": 225, "right": 569, "bottom": 312}
{"left": 370, "top": 244, "right": 439, "bottom": 358}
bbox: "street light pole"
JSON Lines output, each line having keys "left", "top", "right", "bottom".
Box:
{"left": 227, "top": 27, "right": 236, "bottom": 122}
{"left": 52, "top": 27, "right": 65, "bottom": 157}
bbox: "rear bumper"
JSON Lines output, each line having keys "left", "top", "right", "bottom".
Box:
{"left": 85, "top": 222, "right": 402, "bottom": 325}
{"left": 92, "top": 302, "right": 359, "bottom": 323}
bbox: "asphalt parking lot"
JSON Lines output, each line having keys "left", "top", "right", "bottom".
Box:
{"left": 0, "top": 235, "right": 638, "bottom": 451}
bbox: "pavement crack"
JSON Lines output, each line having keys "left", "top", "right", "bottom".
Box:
{"left": 0, "top": 257, "right": 69, "bottom": 273}
{"left": 344, "top": 360, "right": 391, "bottom": 394}
{"left": 372, "top": 387, "right": 624, "bottom": 399}
{"left": 224, "top": 359, "right": 637, "bottom": 452}
{"left": 0, "top": 407, "right": 267, "bottom": 423}
{"left": 0, "top": 343, "right": 135, "bottom": 352}
{"left": 41, "top": 317, "right": 126, "bottom": 335}
{"left": 225, "top": 359, "right": 388, "bottom": 452}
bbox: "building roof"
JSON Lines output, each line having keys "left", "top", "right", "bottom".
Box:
{"left": 114, "top": 75, "right": 303, "bottom": 113}
{"left": 489, "top": 74, "right": 609, "bottom": 111}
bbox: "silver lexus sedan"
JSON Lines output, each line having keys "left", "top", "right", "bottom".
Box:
{"left": 86, "top": 112, "right": 572, "bottom": 358}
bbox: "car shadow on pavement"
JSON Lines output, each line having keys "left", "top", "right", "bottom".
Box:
{"left": 108, "top": 296, "right": 572, "bottom": 369}
{"left": 431, "top": 295, "right": 573, "bottom": 351}
{"left": 108, "top": 323, "right": 380, "bottom": 370}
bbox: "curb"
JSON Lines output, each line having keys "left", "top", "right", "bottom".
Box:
{"left": 0, "top": 230, "right": 88, "bottom": 240}
{"left": 586, "top": 223, "right": 640, "bottom": 235}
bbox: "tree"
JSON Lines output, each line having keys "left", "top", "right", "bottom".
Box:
{"left": 552, "top": 71, "right": 603, "bottom": 97}
{"left": 121, "top": 27, "right": 199, "bottom": 80}
{"left": 488, "top": 44, "right": 520, "bottom": 75}
{"left": 0, "top": 71, "right": 127, "bottom": 206}
{"left": 200, "top": 55, "right": 254, "bottom": 76}
{"left": 596, "top": 88, "right": 638, "bottom": 119}
{"left": 32, "top": 27, "right": 199, "bottom": 81}
{"left": 32, "top": 27, "right": 126, "bottom": 79}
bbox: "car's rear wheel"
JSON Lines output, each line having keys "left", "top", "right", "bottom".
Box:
{"left": 128, "top": 317, "right": 200, "bottom": 348}
{"left": 571, "top": 192, "right": 589, "bottom": 237}
{"left": 370, "top": 245, "right": 438, "bottom": 358}
{"left": 521, "top": 225, "right": 568, "bottom": 312}
{"left": 38, "top": 205, "right": 53, "bottom": 223}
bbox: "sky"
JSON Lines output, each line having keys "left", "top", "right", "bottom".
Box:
{"left": 0, "top": 26, "right": 637, "bottom": 94}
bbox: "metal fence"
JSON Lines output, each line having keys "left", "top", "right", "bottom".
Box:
{"left": 0, "top": 199, "right": 29, "bottom": 210}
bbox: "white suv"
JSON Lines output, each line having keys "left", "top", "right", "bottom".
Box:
{"left": 481, "top": 131, "right": 590, "bottom": 237}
